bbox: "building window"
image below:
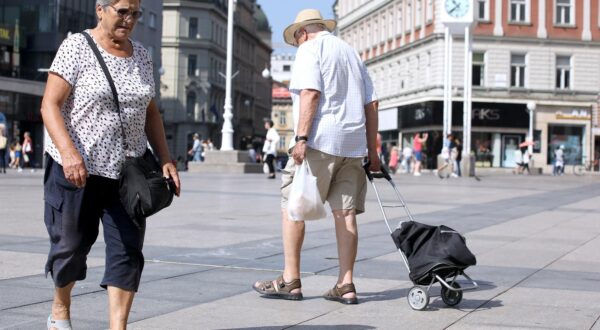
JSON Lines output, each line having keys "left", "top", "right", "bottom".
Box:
{"left": 186, "top": 92, "right": 196, "bottom": 119}
{"left": 415, "top": 0, "right": 422, "bottom": 27}
{"left": 510, "top": 54, "right": 526, "bottom": 88}
{"left": 426, "top": 0, "right": 434, "bottom": 22}
{"left": 555, "top": 0, "right": 574, "bottom": 25}
{"left": 396, "top": 6, "right": 403, "bottom": 35}
{"left": 556, "top": 55, "right": 571, "bottom": 89}
{"left": 189, "top": 17, "right": 198, "bottom": 38}
{"left": 278, "top": 136, "right": 287, "bottom": 150}
{"left": 477, "top": 0, "right": 490, "bottom": 21}
{"left": 406, "top": 1, "right": 412, "bottom": 31}
{"left": 547, "top": 125, "right": 583, "bottom": 165}
{"left": 510, "top": 0, "right": 528, "bottom": 23}
{"left": 283, "top": 65, "right": 291, "bottom": 72}
{"left": 148, "top": 12, "right": 157, "bottom": 29}
{"left": 188, "top": 54, "right": 197, "bottom": 77}
{"left": 472, "top": 52, "right": 485, "bottom": 86}
{"left": 279, "top": 111, "right": 286, "bottom": 125}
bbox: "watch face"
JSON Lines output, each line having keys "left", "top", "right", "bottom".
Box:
{"left": 445, "top": 0, "right": 470, "bottom": 18}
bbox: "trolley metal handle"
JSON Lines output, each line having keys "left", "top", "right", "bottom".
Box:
{"left": 363, "top": 161, "right": 392, "bottom": 181}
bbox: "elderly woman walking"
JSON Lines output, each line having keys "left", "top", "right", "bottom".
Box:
{"left": 41, "top": 1, "right": 180, "bottom": 329}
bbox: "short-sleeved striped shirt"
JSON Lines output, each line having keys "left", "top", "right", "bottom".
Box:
{"left": 45, "top": 31, "right": 155, "bottom": 179}
{"left": 288, "top": 31, "right": 377, "bottom": 158}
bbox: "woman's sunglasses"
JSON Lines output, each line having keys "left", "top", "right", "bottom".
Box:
{"left": 107, "top": 5, "right": 143, "bottom": 20}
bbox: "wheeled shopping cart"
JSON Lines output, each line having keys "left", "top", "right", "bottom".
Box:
{"left": 364, "top": 164, "right": 478, "bottom": 310}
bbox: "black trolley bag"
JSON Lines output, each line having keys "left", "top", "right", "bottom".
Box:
{"left": 364, "top": 164, "right": 478, "bottom": 310}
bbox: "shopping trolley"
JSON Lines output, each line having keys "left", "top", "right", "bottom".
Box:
{"left": 364, "top": 163, "right": 478, "bottom": 310}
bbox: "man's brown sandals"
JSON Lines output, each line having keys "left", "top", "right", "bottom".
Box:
{"left": 252, "top": 275, "right": 303, "bottom": 300}
{"left": 323, "top": 283, "right": 358, "bottom": 305}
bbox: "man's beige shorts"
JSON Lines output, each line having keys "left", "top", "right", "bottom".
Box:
{"left": 281, "top": 148, "right": 367, "bottom": 214}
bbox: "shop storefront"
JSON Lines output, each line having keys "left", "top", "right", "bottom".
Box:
{"left": 387, "top": 101, "right": 530, "bottom": 169}
{"left": 537, "top": 107, "right": 593, "bottom": 172}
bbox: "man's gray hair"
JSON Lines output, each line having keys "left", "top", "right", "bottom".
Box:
{"left": 303, "top": 23, "right": 328, "bottom": 33}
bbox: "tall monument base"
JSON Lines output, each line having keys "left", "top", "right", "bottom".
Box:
{"left": 187, "top": 150, "right": 263, "bottom": 174}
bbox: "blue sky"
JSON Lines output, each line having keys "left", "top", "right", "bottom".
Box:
{"left": 258, "top": 0, "right": 336, "bottom": 55}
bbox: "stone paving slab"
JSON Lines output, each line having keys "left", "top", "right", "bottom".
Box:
{"left": 1, "top": 171, "right": 600, "bottom": 329}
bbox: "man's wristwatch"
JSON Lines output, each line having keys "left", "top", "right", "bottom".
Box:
{"left": 295, "top": 135, "right": 308, "bottom": 142}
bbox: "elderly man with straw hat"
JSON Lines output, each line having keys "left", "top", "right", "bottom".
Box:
{"left": 252, "top": 9, "right": 380, "bottom": 305}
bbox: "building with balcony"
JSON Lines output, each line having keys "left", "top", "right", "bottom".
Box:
{"left": 161, "top": 0, "right": 272, "bottom": 160}
{"left": 335, "top": 0, "right": 600, "bottom": 172}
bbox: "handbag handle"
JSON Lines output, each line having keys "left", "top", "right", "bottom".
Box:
{"left": 80, "top": 31, "right": 128, "bottom": 153}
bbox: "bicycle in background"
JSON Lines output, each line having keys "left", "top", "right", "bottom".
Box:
{"left": 573, "top": 157, "right": 597, "bottom": 176}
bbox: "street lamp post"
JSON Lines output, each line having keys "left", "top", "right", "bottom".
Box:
{"left": 527, "top": 101, "right": 536, "bottom": 154}
{"left": 220, "top": 0, "right": 235, "bottom": 151}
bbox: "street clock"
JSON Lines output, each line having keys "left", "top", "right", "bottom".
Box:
{"left": 445, "top": 0, "right": 470, "bottom": 18}
{"left": 442, "top": 0, "right": 475, "bottom": 33}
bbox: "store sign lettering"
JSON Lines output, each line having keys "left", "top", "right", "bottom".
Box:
{"left": 473, "top": 108, "right": 500, "bottom": 121}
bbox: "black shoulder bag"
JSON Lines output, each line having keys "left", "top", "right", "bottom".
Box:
{"left": 81, "top": 32, "right": 174, "bottom": 226}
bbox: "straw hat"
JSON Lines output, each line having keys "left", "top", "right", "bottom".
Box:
{"left": 283, "top": 9, "right": 336, "bottom": 47}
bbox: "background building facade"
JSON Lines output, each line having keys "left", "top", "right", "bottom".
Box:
{"left": 335, "top": 0, "right": 600, "bottom": 172}
{"left": 162, "top": 0, "right": 272, "bottom": 160}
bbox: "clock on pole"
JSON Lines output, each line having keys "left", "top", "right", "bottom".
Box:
{"left": 442, "top": 0, "right": 475, "bottom": 176}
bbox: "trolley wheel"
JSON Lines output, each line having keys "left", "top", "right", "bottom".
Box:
{"left": 407, "top": 286, "right": 429, "bottom": 310}
{"left": 441, "top": 282, "right": 463, "bottom": 306}
{"left": 573, "top": 165, "right": 584, "bottom": 176}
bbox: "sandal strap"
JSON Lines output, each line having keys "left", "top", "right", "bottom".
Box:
{"left": 332, "top": 283, "right": 356, "bottom": 296}
{"left": 275, "top": 275, "right": 301, "bottom": 293}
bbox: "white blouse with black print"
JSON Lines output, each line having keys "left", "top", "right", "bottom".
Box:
{"left": 45, "top": 30, "right": 155, "bottom": 180}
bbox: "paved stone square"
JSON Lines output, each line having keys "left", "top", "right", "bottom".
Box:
{"left": 0, "top": 169, "right": 599, "bottom": 329}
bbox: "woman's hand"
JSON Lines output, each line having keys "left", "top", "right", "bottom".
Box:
{"left": 61, "top": 148, "right": 88, "bottom": 188}
{"left": 162, "top": 162, "right": 181, "bottom": 196}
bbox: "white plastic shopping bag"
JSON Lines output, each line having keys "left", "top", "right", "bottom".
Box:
{"left": 287, "top": 161, "right": 327, "bottom": 221}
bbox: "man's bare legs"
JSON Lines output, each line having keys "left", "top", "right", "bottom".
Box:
{"left": 107, "top": 286, "right": 135, "bottom": 330}
{"left": 254, "top": 209, "right": 305, "bottom": 294}
{"left": 333, "top": 209, "right": 358, "bottom": 300}
{"left": 50, "top": 282, "right": 75, "bottom": 330}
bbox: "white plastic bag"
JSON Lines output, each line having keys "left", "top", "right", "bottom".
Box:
{"left": 287, "top": 161, "right": 327, "bottom": 221}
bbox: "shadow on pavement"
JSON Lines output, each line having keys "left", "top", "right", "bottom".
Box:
{"left": 221, "top": 326, "right": 376, "bottom": 330}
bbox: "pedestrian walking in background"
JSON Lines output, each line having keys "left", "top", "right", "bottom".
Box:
{"left": 553, "top": 145, "right": 564, "bottom": 176}
{"left": 436, "top": 134, "right": 456, "bottom": 178}
{"left": 518, "top": 146, "right": 531, "bottom": 175}
{"left": 0, "top": 129, "right": 7, "bottom": 174}
{"left": 13, "top": 141, "right": 22, "bottom": 172}
{"left": 401, "top": 145, "right": 413, "bottom": 173}
{"left": 388, "top": 143, "right": 399, "bottom": 174}
{"left": 40, "top": 1, "right": 180, "bottom": 329}
{"left": 188, "top": 133, "right": 203, "bottom": 162}
{"left": 22, "top": 132, "right": 34, "bottom": 171}
{"left": 454, "top": 138, "right": 463, "bottom": 177}
{"left": 412, "top": 132, "right": 428, "bottom": 176}
{"left": 253, "top": 9, "right": 380, "bottom": 305}
{"left": 262, "top": 119, "right": 280, "bottom": 179}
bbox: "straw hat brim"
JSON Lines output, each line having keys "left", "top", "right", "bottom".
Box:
{"left": 283, "top": 19, "right": 337, "bottom": 47}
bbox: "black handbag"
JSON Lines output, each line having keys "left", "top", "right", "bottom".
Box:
{"left": 82, "top": 32, "right": 174, "bottom": 225}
